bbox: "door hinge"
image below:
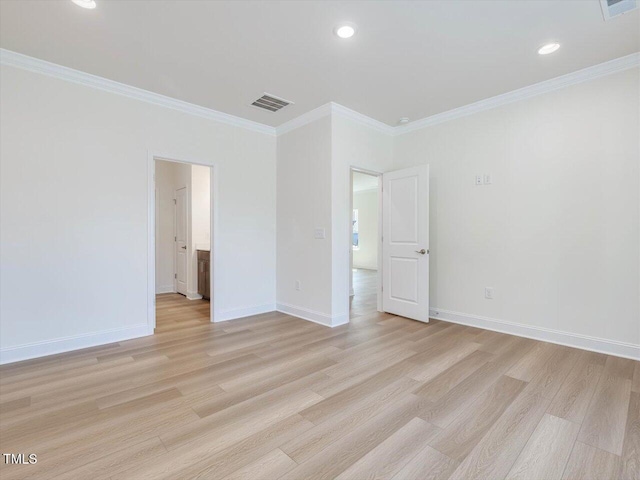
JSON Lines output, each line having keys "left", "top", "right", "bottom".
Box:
{"left": 174, "top": 199, "right": 176, "bottom": 204}
{"left": 174, "top": 236, "right": 177, "bottom": 242}
{"left": 174, "top": 273, "right": 177, "bottom": 279}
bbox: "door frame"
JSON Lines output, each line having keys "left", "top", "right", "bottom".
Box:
{"left": 147, "top": 152, "right": 218, "bottom": 331}
{"left": 349, "top": 166, "right": 383, "bottom": 315}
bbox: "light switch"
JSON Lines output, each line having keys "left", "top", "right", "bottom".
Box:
{"left": 483, "top": 174, "right": 492, "bottom": 185}
{"left": 475, "top": 175, "right": 483, "bottom": 185}
{"left": 314, "top": 228, "right": 326, "bottom": 239}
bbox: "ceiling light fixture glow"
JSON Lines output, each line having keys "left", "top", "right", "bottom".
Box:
{"left": 335, "top": 23, "right": 356, "bottom": 39}
{"left": 537, "top": 42, "right": 560, "bottom": 55}
{"left": 71, "top": 0, "right": 96, "bottom": 9}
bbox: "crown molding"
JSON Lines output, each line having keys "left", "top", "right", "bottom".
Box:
{"left": 276, "top": 53, "right": 639, "bottom": 137}
{"left": 394, "top": 52, "right": 640, "bottom": 136}
{"left": 0, "top": 48, "right": 277, "bottom": 136}
{"left": 275, "top": 102, "right": 394, "bottom": 136}
{"left": 2, "top": 48, "right": 637, "bottom": 139}
{"left": 275, "top": 103, "right": 333, "bottom": 136}
{"left": 330, "top": 103, "right": 395, "bottom": 135}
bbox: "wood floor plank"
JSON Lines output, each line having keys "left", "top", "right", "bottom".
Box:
{"left": 334, "top": 417, "right": 441, "bottom": 480}
{"left": 300, "top": 360, "right": 415, "bottom": 425}
{"left": 578, "top": 373, "right": 632, "bottom": 455}
{"left": 390, "top": 443, "right": 459, "bottom": 480}
{"left": 447, "top": 384, "right": 554, "bottom": 480}
{"left": 281, "top": 377, "right": 419, "bottom": 464}
{"left": 519, "top": 345, "right": 580, "bottom": 400}
{"left": 603, "top": 355, "right": 636, "bottom": 380}
{"left": 191, "top": 357, "right": 336, "bottom": 419}
{"left": 621, "top": 391, "right": 640, "bottom": 480}
{"left": 429, "top": 375, "right": 527, "bottom": 461}
{"left": 50, "top": 436, "right": 167, "bottom": 480}
{"left": 0, "top": 271, "right": 637, "bottom": 480}
{"left": 506, "top": 342, "right": 560, "bottom": 382}
{"left": 0, "top": 396, "right": 31, "bottom": 414}
{"left": 561, "top": 441, "right": 621, "bottom": 480}
{"left": 159, "top": 376, "right": 324, "bottom": 451}
{"left": 113, "top": 414, "right": 313, "bottom": 480}
{"left": 407, "top": 341, "right": 481, "bottom": 383}
{"left": 547, "top": 350, "right": 604, "bottom": 424}
{"left": 505, "top": 413, "right": 580, "bottom": 480}
{"left": 279, "top": 394, "right": 434, "bottom": 480}
{"left": 413, "top": 349, "right": 494, "bottom": 402}
{"left": 418, "top": 339, "right": 531, "bottom": 430}
{"left": 311, "top": 348, "right": 417, "bottom": 399}
{"left": 221, "top": 448, "right": 298, "bottom": 480}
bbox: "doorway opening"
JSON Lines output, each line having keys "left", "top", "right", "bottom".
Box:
{"left": 149, "top": 156, "right": 215, "bottom": 332}
{"left": 349, "top": 169, "right": 382, "bottom": 319}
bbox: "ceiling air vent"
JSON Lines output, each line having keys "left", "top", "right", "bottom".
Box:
{"left": 250, "top": 93, "right": 293, "bottom": 112}
{"left": 600, "top": 0, "right": 637, "bottom": 20}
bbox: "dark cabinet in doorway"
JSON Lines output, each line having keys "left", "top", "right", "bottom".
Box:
{"left": 197, "top": 250, "right": 210, "bottom": 300}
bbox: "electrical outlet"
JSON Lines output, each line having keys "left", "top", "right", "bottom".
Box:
{"left": 483, "top": 174, "right": 492, "bottom": 185}
{"left": 314, "top": 228, "right": 326, "bottom": 239}
{"left": 484, "top": 287, "right": 494, "bottom": 299}
{"left": 295, "top": 280, "right": 301, "bottom": 291}
{"left": 475, "top": 175, "right": 483, "bottom": 185}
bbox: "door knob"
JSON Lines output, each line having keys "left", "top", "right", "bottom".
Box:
{"left": 181, "top": 246, "right": 187, "bottom": 249}
{"left": 415, "top": 249, "right": 427, "bottom": 255}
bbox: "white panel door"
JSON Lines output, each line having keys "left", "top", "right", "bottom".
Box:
{"left": 175, "top": 187, "right": 188, "bottom": 296}
{"left": 382, "top": 165, "right": 429, "bottom": 322}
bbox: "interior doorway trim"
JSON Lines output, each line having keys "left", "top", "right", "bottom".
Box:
{"left": 147, "top": 151, "right": 219, "bottom": 330}
{"left": 349, "top": 166, "right": 383, "bottom": 315}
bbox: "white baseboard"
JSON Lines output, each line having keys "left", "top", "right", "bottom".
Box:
{"left": 156, "top": 285, "right": 175, "bottom": 294}
{"left": 0, "top": 324, "right": 153, "bottom": 365}
{"left": 276, "top": 302, "right": 349, "bottom": 328}
{"left": 429, "top": 307, "right": 640, "bottom": 361}
{"left": 215, "top": 303, "right": 276, "bottom": 322}
{"left": 186, "top": 291, "right": 203, "bottom": 300}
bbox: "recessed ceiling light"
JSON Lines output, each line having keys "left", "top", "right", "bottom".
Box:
{"left": 538, "top": 42, "right": 560, "bottom": 55}
{"left": 335, "top": 23, "right": 357, "bottom": 39}
{"left": 72, "top": 0, "right": 96, "bottom": 9}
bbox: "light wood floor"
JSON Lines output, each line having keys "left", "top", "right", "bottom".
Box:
{"left": 350, "top": 268, "right": 378, "bottom": 318}
{"left": 1, "top": 272, "right": 638, "bottom": 479}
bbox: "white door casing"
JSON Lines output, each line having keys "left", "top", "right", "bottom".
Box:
{"left": 382, "top": 165, "right": 429, "bottom": 322}
{"left": 175, "top": 187, "right": 188, "bottom": 296}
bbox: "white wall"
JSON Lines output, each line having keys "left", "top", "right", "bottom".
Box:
{"left": 276, "top": 113, "right": 392, "bottom": 325}
{"left": 331, "top": 114, "right": 393, "bottom": 321}
{"left": 0, "top": 65, "right": 276, "bottom": 362}
{"left": 393, "top": 67, "right": 640, "bottom": 352}
{"left": 276, "top": 116, "right": 334, "bottom": 324}
{"left": 1, "top": 56, "right": 637, "bottom": 363}
{"left": 352, "top": 188, "right": 379, "bottom": 270}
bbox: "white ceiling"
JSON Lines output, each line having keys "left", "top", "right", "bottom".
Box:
{"left": 353, "top": 171, "right": 379, "bottom": 193}
{"left": 1, "top": 1, "right": 638, "bottom": 128}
